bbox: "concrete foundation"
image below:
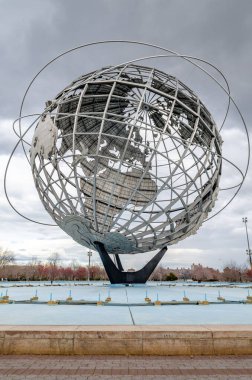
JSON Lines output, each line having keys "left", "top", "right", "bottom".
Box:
{"left": 0, "top": 325, "right": 252, "bottom": 356}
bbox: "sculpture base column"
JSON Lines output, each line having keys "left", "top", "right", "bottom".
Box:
{"left": 94, "top": 242, "right": 167, "bottom": 284}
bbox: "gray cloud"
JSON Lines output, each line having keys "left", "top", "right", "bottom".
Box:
{"left": 0, "top": 0, "right": 251, "bottom": 269}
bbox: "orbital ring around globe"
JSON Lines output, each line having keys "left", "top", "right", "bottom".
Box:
{"left": 5, "top": 41, "right": 249, "bottom": 221}
{"left": 4, "top": 41, "right": 250, "bottom": 274}
{"left": 11, "top": 51, "right": 245, "bottom": 198}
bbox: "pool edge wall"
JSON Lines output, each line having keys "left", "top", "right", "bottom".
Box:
{"left": 0, "top": 325, "right": 252, "bottom": 356}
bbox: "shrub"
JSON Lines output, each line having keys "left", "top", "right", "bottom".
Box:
{"left": 165, "top": 272, "right": 178, "bottom": 281}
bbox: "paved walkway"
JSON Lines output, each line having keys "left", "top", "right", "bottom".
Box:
{"left": 0, "top": 355, "right": 252, "bottom": 379}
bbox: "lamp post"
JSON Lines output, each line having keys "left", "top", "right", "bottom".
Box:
{"left": 87, "top": 250, "right": 92, "bottom": 282}
{"left": 242, "top": 217, "right": 252, "bottom": 268}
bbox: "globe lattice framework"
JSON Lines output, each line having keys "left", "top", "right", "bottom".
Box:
{"left": 29, "top": 63, "right": 222, "bottom": 282}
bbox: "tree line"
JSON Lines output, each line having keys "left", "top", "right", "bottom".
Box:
{"left": 0, "top": 248, "right": 252, "bottom": 282}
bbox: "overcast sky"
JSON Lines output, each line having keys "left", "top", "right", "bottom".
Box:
{"left": 0, "top": 0, "right": 251, "bottom": 270}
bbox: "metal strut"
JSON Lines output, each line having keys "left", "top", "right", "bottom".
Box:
{"left": 94, "top": 242, "right": 167, "bottom": 284}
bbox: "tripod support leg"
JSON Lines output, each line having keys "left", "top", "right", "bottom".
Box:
{"left": 94, "top": 242, "right": 167, "bottom": 284}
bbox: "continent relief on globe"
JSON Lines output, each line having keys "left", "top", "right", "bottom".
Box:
{"left": 30, "top": 114, "right": 58, "bottom": 169}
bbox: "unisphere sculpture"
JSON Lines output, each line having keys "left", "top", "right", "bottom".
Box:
{"left": 29, "top": 64, "right": 222, "bottom": 282}
{"left": 5, "top": 42, "right": 249, "bottom": 284}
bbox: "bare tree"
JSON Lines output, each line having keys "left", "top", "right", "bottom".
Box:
{"left": 222, "top": 261, "right": 243, "bottom": 282}
{"left": 47, "top": 252, "right": 60, "bottom": 266}
{"left": 0, "top": 248, "right": 15, "bottom": 281}
{"left": 246, "top": 268, "right": 252, "bottom": 282}
{"left": 71, "top": 258, "right": 79, "bottom": 270}
{"left": 0, "top": 248, "right": 15, "bottom": 267}
{"left": 47, "top": 252, "right": 61, "bottom": 283}
{"left": 29, "top": 256, "right": 40, "bottom": 266}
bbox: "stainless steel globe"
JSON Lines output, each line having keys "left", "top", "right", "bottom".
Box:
{"left": 30, "top": 63, "right": 222, "bottom": 271}
{"left": 4, "top": 40, "right": 249, "bottom": 284}
{"left": 30, "top": 64, "right": 222, "bottom": 253}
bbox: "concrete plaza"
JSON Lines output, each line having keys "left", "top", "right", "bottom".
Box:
{"left": 0, "top": 354, "right": 252, "bottom": 379}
